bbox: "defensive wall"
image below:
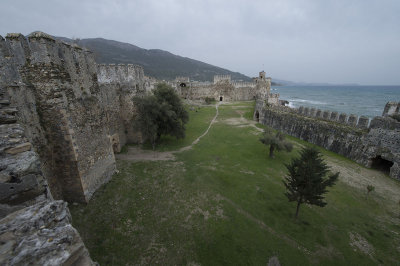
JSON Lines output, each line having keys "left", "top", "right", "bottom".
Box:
{"left": 0, "top": 32, "right": 102, "bottom": 264}
{"left": 97, "top": 63, "right": 146, "bottom": 149}
{"left": 177, "top": 71, "right": 279, "bottom": 103}
{"left": 0, "top": 31, "right": 147, "bottom": 264}
{"left": 254, "top": 100, "right": 400, "bottom": 180}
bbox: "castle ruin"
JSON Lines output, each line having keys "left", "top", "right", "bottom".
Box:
{"left": 0, "top": 31, "right": 399, "bottom": 264}
{"left": 176, "top": 71, "right": 279, "bottom": 104}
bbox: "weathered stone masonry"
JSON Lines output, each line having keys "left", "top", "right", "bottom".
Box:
{"left": 177, "top": 71, "right": 279, "bottom": 104}
{"left": 1, "top": 32, "right": 146, "bottom": 204}
{"left": 0, "top": 31, "right": 147, "bottom": 264}
{"left": 0, "top": 32, "right": 103, "bottom": 265}
{"left": 254, "top": 100, "right": 400, "bottom": 180}
{"left": 97, "top": 63, "right": 145, "bottom": 150}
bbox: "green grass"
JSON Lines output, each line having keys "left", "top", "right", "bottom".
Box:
{"left": 70, "top": 101, "right": 400, "bottom": 265}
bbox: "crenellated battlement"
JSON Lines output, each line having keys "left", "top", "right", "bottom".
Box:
{"left": 295, "top": 105, "right": 385, "bottom": 129}
{"left": 232, "top": 81, "right": 256, "bottom": 88}
{"left": 254, "top": 100, "right": 400, "bottom": 180}
{"left": 213, "top": 75, "right": 231, "bottom": 84}
{"left": 382, "top": 102, "right": 400, "bottom": 117}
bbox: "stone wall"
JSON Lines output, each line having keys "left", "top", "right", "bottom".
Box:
{"left": 214, "top": 75, "right": 231, "bottom": 84}
{"left": 97, "top": 63, "right": 146, "bottom": 147}
{"left": 254, "top": 100, "right": 400, "bottom": 180}
{"left": 0, "top": 70, "right": 49, "bottom": 219}
{"left": 296, "top": 105, "right": 371, "bottom": 129}
{"left": 1, "top": 32, "right": 116, "bottom": 203}
{"left": 180, "top": 82, "right": 258, "bottom": 101}
{"left": 0, "top": 200, "right": 96, "bottom": 265}
{"left": 179, "top": 71, "right": 272, "bottom": 102}
{"left": 0, "top": 32, "right": 96, "bottom": 265}
{"left": 383, "top": 102, "right": 400, "bottom": 117}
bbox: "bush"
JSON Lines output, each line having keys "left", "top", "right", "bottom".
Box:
{"left": 133, "top": 83, "right": 189, "bottom": 149}
{"left": 204, "top": 97, "right": 215, "bottom": 104}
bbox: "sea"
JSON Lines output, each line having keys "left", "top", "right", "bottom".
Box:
{"left": 271, "top": 85, "right": 400, "bottom": 118}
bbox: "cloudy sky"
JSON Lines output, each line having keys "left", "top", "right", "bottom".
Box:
{"left": 1, "top": 0, "right": 399, "bottom": 85}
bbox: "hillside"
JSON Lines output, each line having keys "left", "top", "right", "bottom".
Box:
{"left": 58, "top": 37, "right": 252, "bottom": 82}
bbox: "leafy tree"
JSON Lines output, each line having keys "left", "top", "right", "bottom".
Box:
{"left": 283, "top": 147, "right": 339, "bottom": 218}
{"left": 133, "top": 83, "right": 188, "bottom": 149}
{"left": 133, "top": 95, "right": 161, "bottom": 150}
{"left": 259, "top": 128, "right": 293, "bottom": 158}
{"left": 153, "top": 83, "right": 189, "bottom": 140}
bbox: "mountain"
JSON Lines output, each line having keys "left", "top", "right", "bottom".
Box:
{"left": 57, "top": 37, "right": 252, "bottom": 82}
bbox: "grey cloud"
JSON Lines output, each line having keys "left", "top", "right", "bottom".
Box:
{"left": 0, "top": 0, "right": 399, "bottom": 84}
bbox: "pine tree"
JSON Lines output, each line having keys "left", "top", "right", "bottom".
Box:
{"left": 283, "top": 147, "right": 339, "bottom": 218}
{"left": 260, "top": 128, "right": 293, "bottom": 158}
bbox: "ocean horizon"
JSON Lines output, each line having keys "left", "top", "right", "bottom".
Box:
{"left": 272, "top": 85, "right": 400, "bottom": 118}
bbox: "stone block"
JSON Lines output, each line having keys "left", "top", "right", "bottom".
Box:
{"left": 338, "top": 113, "right": 347, "bottom": 123}
{"left": 310, "top": 108, "right": 316, "bottom": 117}
{"left": 357, "top": 116, "right": 369, "bottom": 129}
{"left": 322, "top": 111, "right": 331, "bottom": 120}
{"left": 5, "top": 142, "right": 31, "bottom": 155}
{"left": 0, "top": 200, "right": 96, "bottom": 265}
{"left": 304, "top": 107, "right": 310, "bottom": 116}
{"left": 330, "top": 112, "right": 339, "bottom": 121}
{"left": 316, "top": 109, "right": 322, "bottom": 118}
{"left": 347, "top": 114, "right": 358, "bottom": 126}
{"left": 0, "top": 174, "right": 39, "bottom": 204}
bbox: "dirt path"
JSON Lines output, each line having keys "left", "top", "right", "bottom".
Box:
{"left": 116, "top": 103, "right": 220, "bottom": 162}
{"left": 326, "top": 156, "right": 400, "bottom": 204}
{"left": 178, "top": 102, "right": 220, "bottom": 152}
{"left": 223, "top": 109, "right": 264, "bottom": 133}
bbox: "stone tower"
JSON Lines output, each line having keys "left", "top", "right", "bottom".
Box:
{"left": 256, "top": 71, "right": 270, "bottom": 99}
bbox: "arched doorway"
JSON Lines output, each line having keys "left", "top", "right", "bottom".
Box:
{"left": 255, "top": 111, "right": 260, "bottom": 122}
{"left": 219, "top": 96, "right": 223, "bottom": 101}
{"left": 180, "top": 83, "right": 186, "bottom": 87}
{"left": 370, "top": 155, "right": 394, "bottom": 175}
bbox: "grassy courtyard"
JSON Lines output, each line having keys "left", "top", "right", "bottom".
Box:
{"left": 70, "top": 101, "right": 400, "bottom": 265}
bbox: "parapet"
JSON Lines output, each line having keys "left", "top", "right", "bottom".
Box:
{"left": 2, "top": 31, "right": 96, "bottom": 80}
{"left": 316, "top": 109, "right": 323, "bottom": 118}
{"left": 97, "top": 63, "right": 144, "bottom": 91}
{"left": 214, "top": 75, "right": 231, "bottom": 84}
{"left": 347, "top": 114, "right": 358, "bottom": 126}
{"left": 382, "top": 102, "right": 400, "bottom": 116}
{"left": 304, "top": 107, "right": 310, "bottom": 116}
{"left": 322, "top": 110, "right": 331, "bottom": 120}
{"left": 357, "top": 116, "right": 369, "bottom": 129}
{"left": 338, "top": 113, "right": 347, "bottom": 123}
{"left": 232, "top": 81, "right": 256, "bottom": 88}
{"left": 330, "top": 112, "right": 339, "bottom": 121}
{"left": 176, "top": 76, "right": 190, "bottom": 83}
{"left": 27, "top": 31, "right": 55, "bottom": 41}
{"left": 294, "top": 106, "right": 373, "bottom": 129}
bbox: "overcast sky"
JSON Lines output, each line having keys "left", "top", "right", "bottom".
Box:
{"left": 1, "top": 0, "right": 399, "bottom": 85}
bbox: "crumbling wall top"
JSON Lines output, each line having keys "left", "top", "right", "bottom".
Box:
{"left": 27, "top": 31, "right": 55, "bottom": 41}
